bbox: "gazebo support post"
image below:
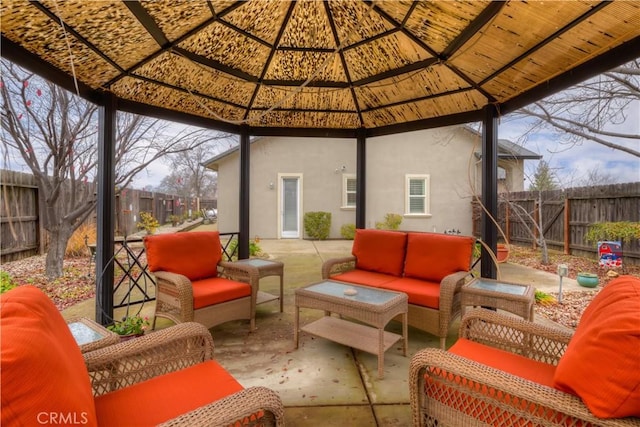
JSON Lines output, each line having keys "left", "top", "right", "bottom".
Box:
{"left": 356, "top": 128, "right": 366, "bottom": 230}
{"left": 481, "top": 104, "right": 499, "bottom": 280}
{"left": 95, "top": 93, "right": 117, "bottom": 325}
{"left": 238, "top": 128, "right": 250, "bottom": 259}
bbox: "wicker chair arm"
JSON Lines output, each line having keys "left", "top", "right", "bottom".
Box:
{"left": 409, "top": 348, "right": 636, "bottom": 427}
{"left": 439, "top": 270, "right": 470, "bottom": 298}
{"left": 219, "top": 260, "right": 259, "bottom": 285}
{"left": 84, "top": 322, "right": 214, "bottom": 396}
{"left": 152, "top": 270, "right": 194, "bottom": 299}
{"left": 460, "top": 308, "right": 573, "bottom": 364}
{"left": 321, "top": 256, "right": 357, "bottom": 279}
{"left": 159, "top": 386, "right": 285, "bottom": 427}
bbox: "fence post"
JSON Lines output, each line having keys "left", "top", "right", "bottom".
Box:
{"left": 564, "top": 197, "right": 570, "bottom": 255}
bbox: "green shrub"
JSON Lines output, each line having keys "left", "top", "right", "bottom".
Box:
{"left": 375, "top": 213, "right": 403, "bottom": 230}
{"left": 226, "top": 239, "right": 262, "bottom": 261}
{"left": 0, "top": 271, "right": 17, "bottom": 294}
{"left": 340, "top": 223, "right": 356, "bottom": 240}
{"left": 585, "top": 221, "right": 640, "bottom": 245}
{"left": 304, "top": 211, "right": 331, "bottom": 240}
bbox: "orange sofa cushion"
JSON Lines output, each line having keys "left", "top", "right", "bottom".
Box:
{"left": 145, "top": 231, "right": 222, "bottom": 281}
{"left": 403, "top": 232, "right": 474, "bottom": 283}
{"left": 352, "top": 229, "right": 407, "bottom": 277}
{"left": 1, "top": 286, "right": 98, "bottom": 427}
{"left": 383, "top": 277, "right": 441, "bottom": 309}
{"left": 95, "top": 360, "right": 243, "bottom": 426}
{"left": 331, "top": 270, "right": 396, "bottom": 288}
{"left": 553, "top": 275, "right": 640, "bottom": 418}
{"left": 192, "top": 277, "right": 252, "bottom": 309}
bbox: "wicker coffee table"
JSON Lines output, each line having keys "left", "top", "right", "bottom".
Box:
{"left": 461, "top": 278, "right": 535, "bottom": 321}
{"left": 294, "top": 280, "right": 408, "bottom": 379}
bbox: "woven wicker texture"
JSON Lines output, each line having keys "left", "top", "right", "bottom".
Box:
{"left": 409, "top": 309, "right": 640, "bottom": 427}
{"left": 2, "top": 1, "right": 638, "bottom": 131}
{"left": 84, "top": 322, "right": 284, "bottom": 426}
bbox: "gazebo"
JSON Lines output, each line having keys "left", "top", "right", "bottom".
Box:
{"left": 2, "top": 0, "right": 639, "bottom": 323}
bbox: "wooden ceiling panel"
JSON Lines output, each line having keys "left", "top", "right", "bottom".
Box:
{"left": 1, "top": 0, "right": 120, "bottom": 88}
{"left": 140, "top": 1, "right": 214, "bottom": 42}
{"left": 247, "top": 110, "right": 360, "bottom": 129}
{"left": 448, "top": 1, "right": 593, "bottom": 83}
{"left": 405, "top": 1, "right": 490, "bottom": 53}
{"left": 264, "top": 51, "right": 346, "bottom": 82}
{"left": 178, "top": 21, "right": 271, "bottom": 78}
{"left": 223, "top": 1, "right": 290, "bottom": 46}
{"left": 111, "top": 76, "right": 245, "bottom": 123}
{"left": 344, "top": 32, "right": 433, "bottom": 81}
{"left": 132, "top": 52, "right": 256, "bottom": 107}
{"left": 356, "top": 64, "right": 473, "bottom": 109}
{"left": 253, "top": 86, "right": 356, "bottom": 111}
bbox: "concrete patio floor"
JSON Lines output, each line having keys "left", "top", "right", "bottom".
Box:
{"left": 62, "top": 235, "right": 586, "bottom": 426}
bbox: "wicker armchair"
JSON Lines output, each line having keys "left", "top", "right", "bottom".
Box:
{"left": 409, "top": 307, "right": 640, "bottom": 426}
{"left": 1, "top": 285, "right": 284, "bottom": 426}
{"left": 144, "top": 231, "right": 260, "bottom": 331}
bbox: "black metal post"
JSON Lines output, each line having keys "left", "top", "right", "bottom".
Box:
{"left": 238, "top": 128, "right": 250, "bottom": 259}
{"left": 356, "top": 128, "right": 366, "bottom": 229}
{"left": 481, "top": 104, "right": 499, "bottom": 279}
{"left": 95, "top": 93, "right": 116, "bottom": 325}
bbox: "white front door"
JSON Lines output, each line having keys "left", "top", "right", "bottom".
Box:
{"left": 280, "top": 174, "right": 301, "bottom": 238}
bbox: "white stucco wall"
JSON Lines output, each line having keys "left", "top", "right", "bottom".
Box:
{"left": 216, "top": 137, "right": 356, "bottom": 239}
{"left": 366, "top": 126, "right": 476, "bottom": 235}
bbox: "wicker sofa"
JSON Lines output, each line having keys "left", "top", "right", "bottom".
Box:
{"left": 0, "top": 285, "right": 284, "bottom": 426}
{"left": 409, "top": 275, "right": 640, "bottom": 427}
{"left": 144, "top": 231, "right": 260, "bottom": 331}
{"left": 322, "top": 228, "right": 475, "bottom": 349}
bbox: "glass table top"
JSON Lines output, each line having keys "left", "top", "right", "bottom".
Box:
{"left": 235, "top": 258, "right": 279, "bottom": 267}
{"left": 468, "top": 279, "right": 528, "bottom": 296}
{"left": 68, "top": 322, "right": 105, "bottom": 345}
{"left": 305, "top": 280, "right": 399, "bottom": 305}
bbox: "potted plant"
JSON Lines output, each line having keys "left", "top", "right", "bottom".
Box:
{"left": 137, "top": 212, "right": 160, "bottom": 235}
{"left": 576, "top": 272, "right": 599, "bottom": 288}
{"left": 108, "top": 315, "right": 150, "bottom": 340}
{"left": 168, "top": 214, "right": 180, "bottom": 227}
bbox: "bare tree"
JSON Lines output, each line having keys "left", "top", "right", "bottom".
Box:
{"left": 156, "top": 139, "right": 230, "bottom": 199}
{"left": 1, "top": 60, "right": 213, "bottom": 279}
{"left": 514, "top": 59, "right": 639, "bottom": 158}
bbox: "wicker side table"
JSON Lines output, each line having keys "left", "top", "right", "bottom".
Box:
{"left": 461, "top": 278, "right": 535, "bottom": 321}
{"left": 234, "top": 258, "right": 284, "bottom": 312}
{"left": 67, "top": 317, "right": 120, "bottom": 353}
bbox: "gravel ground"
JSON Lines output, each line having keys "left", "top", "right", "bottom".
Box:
{"left": 2, "top": 245, "right": 638, "bottom": 330}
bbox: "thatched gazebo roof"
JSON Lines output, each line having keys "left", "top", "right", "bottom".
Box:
{"left": 3, "top": 1, "right": 639, "bottom": 136}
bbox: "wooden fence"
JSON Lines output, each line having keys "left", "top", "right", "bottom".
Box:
{"left": 1, "top": 169, "right": 217, "bottom": 262}
{"left": 472, "top": 182, "right": 640, "bottom": 265}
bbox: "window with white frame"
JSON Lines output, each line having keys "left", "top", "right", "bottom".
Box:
{"left": 342, "top": 174, "right": 357, "bottom": 208}
{"left": 405, "top": 174, "right": 430, "bottom": 215}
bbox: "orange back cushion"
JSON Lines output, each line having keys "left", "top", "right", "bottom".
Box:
{"left": 0, "top": 286, "right": 98, "bottom": 427}
{"left": 403, "top": 232, "right": 474, "bottom": 282}
{"left": 144, "top": 231, "right": 222, "bottom": 281}
{"left": 553, "top": 275, "right": 640, "bottom": 418}
{"left": 352, "top": 229, "right": 407, "bottom": 277}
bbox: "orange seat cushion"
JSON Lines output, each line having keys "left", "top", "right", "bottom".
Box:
{"left": 94, "top": 360, "right": 243, "bottom": 426}
{"left": 331, "top": 270, "right": 395, "bottom": 288}
{"left": 352, "top": 229, "right": 407, "bottom": 277}
{"left": 553, "top": 275, "right": 640, "bottom": 418}
{"left": 383, "top": 277, "right": 441, "bottom": 309}
{"left": 1, "top": 286, "right": 98, "bottom": 427}
{"left": 403, "top": 232, "right": 474, "bottom": 282}
{"left": 450, "top": 338, "right": 556, "bottom": 387}
{"left": 145, "top": 231, "right": 222, "bottom": 281}
{"left": 192, "top": 277, "right": 252, "bottom": 309}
